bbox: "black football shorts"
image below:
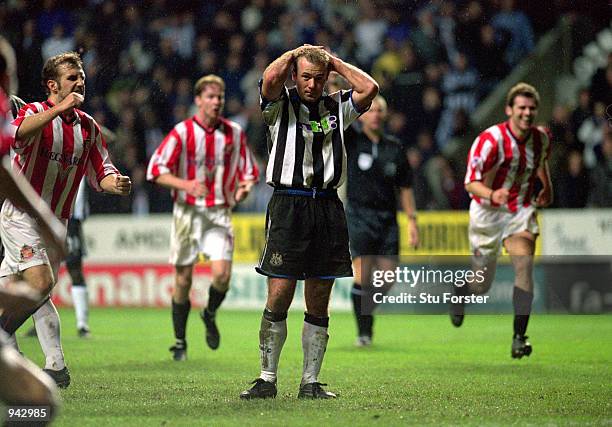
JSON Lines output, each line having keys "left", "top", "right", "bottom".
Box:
{"left": 346, "top": 204, "right": 399, "bottom": 258}
{"left": 256, "top": 188, "right": 352, "bottom": 280}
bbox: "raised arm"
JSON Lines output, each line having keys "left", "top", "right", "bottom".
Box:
{"left": 328, "top": 55, "right": 379, "bottom": 112}
{"left": 261, "top": 48, "right": 298, "bottom": 101}
{"left": 15, "top": 93, "right": 83, "bottom": 140}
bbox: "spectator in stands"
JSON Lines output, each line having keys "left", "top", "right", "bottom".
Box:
{"left": 555, "top": 150, "right": 590, "bottom": 208}
{"left": 589, "top": 132, "right": 612, "bottom": 207}
{"left": 491, "top": 0, "right": 535, "bottom": 67}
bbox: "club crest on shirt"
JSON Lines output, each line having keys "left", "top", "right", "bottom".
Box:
{"left": 470, "top": 156, "right": 483, "bottom": 169}
{"left": 20, "top": 245, "right": 35, "bottom": 261}
{"left": 358, "top": 153, "right": 373, "bottom": 171}
{"left": 269, "top": 252, "right": 283, "bottom": 266}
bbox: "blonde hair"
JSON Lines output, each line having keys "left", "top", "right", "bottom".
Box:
{"left": 506, "top": 82, "right": 540, "bottom": 107}
{"left": 294, "top": 46, "right": 330, "bottom": 73}
{"left": 371, "top": 95, "right": 388, "bottom": 112}
{"left": 194, "top": 74, "right": 225, "bottom": 95}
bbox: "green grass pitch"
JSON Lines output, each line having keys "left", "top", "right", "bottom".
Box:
{"left": 10, "top": 309, "right": 612, "bottom": 426}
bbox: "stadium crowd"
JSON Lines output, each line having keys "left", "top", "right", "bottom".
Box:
{"left": 0, "top": 0, "right": 610, "bottom": 213}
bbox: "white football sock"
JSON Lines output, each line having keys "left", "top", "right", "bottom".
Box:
{"left": 301, "top": 321, "right": 329, "bottom": 385}
{"left": 33, "top": 300, "right": 66, "bottom": 371}
{"left": 71, "top": 285, "right": 89, "bottom": 329}
{"left": 259, "top": 317, "right": 287, "bottom": 383}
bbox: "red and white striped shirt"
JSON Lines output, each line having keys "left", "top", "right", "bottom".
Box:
{"left": 9, "top": 100, "right": 119, "bottom": 219}
{"left": 465, "top": 121, "right": 551, "bottom": 213}
{"left": 147, "top": 115, "right": 259, "bottom": 208}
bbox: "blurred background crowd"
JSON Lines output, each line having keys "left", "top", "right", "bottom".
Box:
{"left": 0, "top": 0, "right": 610, "bottom": 214}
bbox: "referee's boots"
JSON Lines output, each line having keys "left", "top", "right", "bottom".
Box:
{"left": 240, "top": 378, "right": 277, "bottom": 399}
{"left": 169, "top": 342, "right": 187, "bottom": 361}
{"left": 511, "top": 335, "right": 532, "bottom": 359}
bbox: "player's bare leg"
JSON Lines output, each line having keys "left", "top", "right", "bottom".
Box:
{"left": 298, "top": 278, "right": 336, "bottom": 399}
{"left": 0, "top": 265, "right": 54, "bottom": 336}
{"left": 240, "top": 278, "right": 296, "bottom": 399}
{"left": 0, "top": 332, "right": 60, "bottom": 423}
{"left": 450, "top": 255, "right": 497, "bottom": 327}
{"left": 0, "top": 282, "right": 60, "bottom": 421}
{"left": 504, "top": 231, "right": 536, "bottom": 358}
{"left": 169, "top": 265, "right": 193, "bottom": 361}
{"left": 200, "top": 260, "right": 231, "bottom": 350}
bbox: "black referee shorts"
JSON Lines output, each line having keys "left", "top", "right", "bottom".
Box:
{"left": 256, "top": 188, "right": 352, "bottom": 280}
{"left": 346, "top": 204, "right": 399, "bottom": 258}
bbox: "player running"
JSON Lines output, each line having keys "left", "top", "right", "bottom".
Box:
{"left": 452, "top": 82, "right": 553, "bottom": 359}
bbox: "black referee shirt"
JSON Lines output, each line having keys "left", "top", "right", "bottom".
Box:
{"left": 346, "top": 125, "right": 413, "bottom": 212}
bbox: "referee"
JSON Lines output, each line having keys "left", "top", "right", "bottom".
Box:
{"left": 345, "top": 95, "right": 419, "bottom": 347}
{"left": 241, "top": 45, "right": 378, "bottom": 400}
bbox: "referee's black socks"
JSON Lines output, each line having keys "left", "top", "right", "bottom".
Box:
{"left": 351, "top": 283, "right": 373, "bottom": 337}
{"left": 513, "top": 287, "right": 533, "bottom": 337}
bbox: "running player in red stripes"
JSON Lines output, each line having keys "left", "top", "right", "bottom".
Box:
{"left": 0, "top": 51, "right": 131, "bottom": 386}
{"left": 452, "top": 82, "right": 553, "bottom": 359}
{"left": 147, "top": 74, "right": 258, "bottom": 361}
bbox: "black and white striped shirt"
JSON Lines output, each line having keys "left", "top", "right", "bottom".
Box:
{"left": 260, "top": 85, "right": 363, "bottom": 189}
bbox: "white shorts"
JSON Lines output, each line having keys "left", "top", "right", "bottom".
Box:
{"left": 170, "top": 203, "right": 234, "bottom": 265}
{"left": 0, "top": 199, "right": 67, "bottom": 281}
{"left": 468, "top": 201, "right": 539, "bottom": 258}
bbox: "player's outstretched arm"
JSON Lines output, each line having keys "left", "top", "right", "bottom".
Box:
{"left": 328, "top": 54, "right": 378, "bottom": 112}
{"left": 100, "top": 173, "right": 132, "bottom": 196}
{"left": 15, "top": 92, "right": 83, "bottom": 140}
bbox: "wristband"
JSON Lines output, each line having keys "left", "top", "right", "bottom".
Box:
{"left": 489, "top": 189, "right": 494, "bottom": 201}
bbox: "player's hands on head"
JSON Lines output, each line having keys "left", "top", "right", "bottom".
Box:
{"left": 114, "top": 174, "right": 132, "bottom": 196}
{"left": 184, "top": 179, "right": 207, "bottom": 198}
{"left": 491, "top": 188, "right": 509, "bottom": 204}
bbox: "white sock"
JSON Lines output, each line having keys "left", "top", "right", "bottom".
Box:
{"left": 301, "top": 320, "right": 329, "bottom": 385}
{"left": 71, "top": 285, "right": 89, "bottom": 329}
{"left": 33, "top": 300, "right": 66, "bottom": 371}
{"left": 259, "top": 316, "right": 287, "bottom": 383}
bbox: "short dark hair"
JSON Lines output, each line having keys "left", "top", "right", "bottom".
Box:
{"left": 506, "top": 82, "right": 540, "bottom": 107}
{"left": 41, "top": 51, "right": 83, "bottom": 94}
